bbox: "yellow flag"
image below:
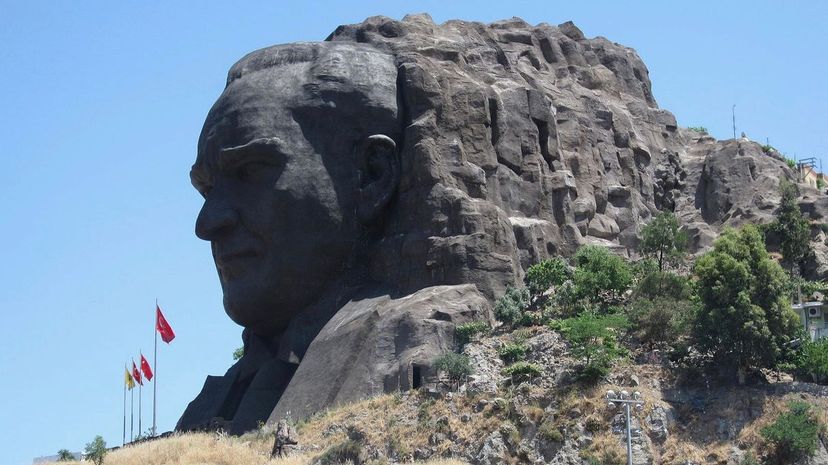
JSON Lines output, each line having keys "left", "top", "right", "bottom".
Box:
{"left": 125, "top": 367, "right": 135, "bottom": 390}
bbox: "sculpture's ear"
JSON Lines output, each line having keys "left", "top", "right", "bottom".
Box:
{"left": 356, "top": 134, "right": 400, "bottom": 223}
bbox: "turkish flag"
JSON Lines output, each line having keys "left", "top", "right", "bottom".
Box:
{"left": 156, "top": 305, "right": 175, "bottom": 343}
{"left": 140, "top": 354, "right": 153, "bottom": 381}
{"left": 132, "top": 361, "right": 143, "bottom": 386}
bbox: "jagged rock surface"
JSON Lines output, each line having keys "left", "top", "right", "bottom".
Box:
{"left": 328, "top": 14, "right": 826, "bottom": 279}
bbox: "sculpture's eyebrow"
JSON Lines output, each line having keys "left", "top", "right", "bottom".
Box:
{"left": 217, "top": 137, "right": 287, "bottom": 171}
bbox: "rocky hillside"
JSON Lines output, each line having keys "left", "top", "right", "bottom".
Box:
{"left": 325, "top": 14, "right": 828, "bottom": 292}
{"left": 48, "top": 325, "right": 828, "bottom": 465}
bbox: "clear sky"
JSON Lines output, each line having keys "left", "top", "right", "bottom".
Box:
{"left": 0, "top": 1, "right": 825, "bottom": 463}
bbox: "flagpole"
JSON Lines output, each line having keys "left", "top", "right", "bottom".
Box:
{"left": 153, "top": 299, "right": 158, "bottom": 437}
{"left": 138, "top": 375, "right": 142, "bottom": 438}
{"left": 123, "top": 365, "right": 127, "bottom": 446}
{"left": 130, "top": 384, "right": 134, "bottom": 442}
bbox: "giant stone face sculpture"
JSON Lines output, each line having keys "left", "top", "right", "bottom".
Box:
{"left": 179, "top": 14, "right": 806, "bottom": 434}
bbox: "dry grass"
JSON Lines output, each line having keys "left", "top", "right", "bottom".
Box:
{"left": 42, "top": 432, "right": 304, "bottom": 465}
{"left": 41, "top": 430, "right": 472, "bottom": 465}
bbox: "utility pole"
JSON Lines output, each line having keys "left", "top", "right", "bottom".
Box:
{"left": 732, "top": 105, "right": 736, "bottom": 140}
{"left": 607, "top": 390, "right": 645, "bottom": 465}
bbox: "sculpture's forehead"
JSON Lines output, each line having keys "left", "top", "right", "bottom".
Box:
{"left": 200, "top": 67, "right": 307, "bottom": 153}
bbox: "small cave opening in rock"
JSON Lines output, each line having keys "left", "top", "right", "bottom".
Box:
{"left": 412, "top": 365, "right": 423, "bottom": 389}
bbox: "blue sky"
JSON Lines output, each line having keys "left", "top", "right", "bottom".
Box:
{"left": 0, "top": 1, "right": 825, "bottom": 463}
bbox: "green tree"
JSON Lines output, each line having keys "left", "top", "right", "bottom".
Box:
{"left": 798, "top": 338, "right": 828, "bottom": 384}
{"left": 84, "top": 435, "right": 107, "bottom": 465}
{"left": 494, "top": 286, "right": 530, "bottom": 327}
{"left": 572, "top": 245, "right": 633, "bottom": 310}
{"left": 232, "top": 346, "right": 244, "bottom": 361}
{"left": 433, "top": 353, "right": 473, "bottom": 389}
{"left": 628, "top": 297, "right": 696, "bottom": 348}
{"left": 761, "top": 401, "right": 823, "bottom": 464}
{"left": 560, "top": 313, "right": 628, "bottom": 382}
{"left": 639, "top": 212, "right": 688, "bottom": 271}
{"left": 524, "top": 257, "right": 570, "bottom": 300}
{"left": 693, "top": 226, "right": 800, "bottom": 384}
{"left": 768, "top": 179, "right": 811, "bottom": 274}
{"left": 56, "top": 449, "right": 74, "bottom": 461}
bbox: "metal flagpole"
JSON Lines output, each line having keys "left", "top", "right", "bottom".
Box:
{"left": 153, "top": 299, "right": 158, "bottom": 437}
{"left": 130, "top": 384, "right": 134, "bottom": 442}
{"left": 123, "top": 366, "right": 127, "bottom": 446}
{"left": 138, "top": 374, "right": 142, "bottom": 437}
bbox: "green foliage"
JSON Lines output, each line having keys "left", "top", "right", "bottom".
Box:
{"left": 317, "top": 440, "right": 363, "bottom": 465}
{"left": 498, "top": 343, "right": 527, "bottom": 363}
{"left": 537, "top": 420, "right": 563, "bottom": 442}
{"left": 693, "top": 225, "right": 800, "bottom": 383}
{"left": 688, "top": 126, "right": 708, "bottom": 134}
{"left": 57, "top": 449, "right": 74, "bottom": 461}
{"left": 639, "top": 212, "right": 688, "bottom": 271}
{"left": 628, "top": 297, "right": 696, "bottom": 347}
{"left": 786, "top": 158, "right": 797, "bottom": 169}
{"left": 572, "top": 245, "right": 633, "bottom": 310}
{"left": 84, "top": 436, "right": 107, "bottom": 465}
{"left": 494, "top": 286, "right": 530, "bottom": 327}
{"left": 761, "top": 401, "right": 822, "bottom": 464}
{"left": 818, "top": 178, "right": 826, "bottom": 190}
{"left": 631, "top": 258, "right": 659, "bottom": 281}
{"left": 560, "top": 313, "right": 628, "bottom": 383}
{"left": 797, "top": 338, "right": 828, "bottom": 384}
{"left": 525, "top": 257, "right": 570, "bottom": 298}
{"left": 455, "top": 321, "right": 490, "bottom": 345}
{"left": 633, "top": 271, "right": 693, "bottom": 301}
{"left": 767, "top": 179, "right": 811, "bottom": 273}
{"left": 502, "top": 361, "right": 543, "bottom": 381}
{"left": 232, "top": 346, "right": 244, "bottom": 361}
{"left": 433, "top": 352, "right": 473, "bottom": 389}
{"left": 762, "top": 144, "right": 777, "bottom": 153}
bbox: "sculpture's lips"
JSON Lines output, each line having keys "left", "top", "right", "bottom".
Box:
{"left": 216, "top": 249, "right": 258, "bottom": 273}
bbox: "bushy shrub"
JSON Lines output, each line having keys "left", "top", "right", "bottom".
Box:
{"left": 317, "top": 440, "right": 363, "bottom": 465}
{"left": 455, "top": 321, "right": 490, "bottom": 345}
{"left": 688, "top": 126, "right": 708, "bottom": 134}
{"left": 572, "top": 246, "right": 633, "bottom": 310}
{"left": 537, "top": 420, "right": 563, "bottom": 442}
{"left": 503, "top": 361, "right": 543, "bottom": 382}
{"left": 498, "top": 342, "right": 527, "bottom": 363}
{"left": 494, "top": 286, "right": 530, "bottom": 326}
{"left": 525, "top": 257, "right": 570, "bottom": 298}
{"left": 560, "top": 313, "right": 628, "bottom": 383}
{"left": 761, "top": 401, "right": 822, "bottom": 464}
{"left": 633, "top": 271, "right": 692, "bottom": 301}
{"left": 797, "top": 338, "right": 828, "bottom": 384}
{"left": 786, "top": 158, "right": 796, "bottom": 169}
{"left": 433, "top": 352, "right": 473, "bottom": 389}
{"left": 627, "top": 297, "right": 695, "bottom": 347}
{"left": 56, "top": 449, "right": 74, "bottom": 462}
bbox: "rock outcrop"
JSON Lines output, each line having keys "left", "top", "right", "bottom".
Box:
{"left": 180, "top": 13, "right": 826, "bottom": 433}
{"left": 327, "top": 14, "right": 824, "bottom": 277}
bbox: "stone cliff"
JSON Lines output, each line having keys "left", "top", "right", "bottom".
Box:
{"left": 329, "top": 14, "right": 826, "bottom": 282}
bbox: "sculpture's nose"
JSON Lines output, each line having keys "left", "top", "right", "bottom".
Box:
{"left": 195, "top": 191, "right": 238, "bottom": 241}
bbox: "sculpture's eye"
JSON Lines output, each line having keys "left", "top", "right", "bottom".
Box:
{"left": 236, "top": 161, "right": 272, "bottom": 182}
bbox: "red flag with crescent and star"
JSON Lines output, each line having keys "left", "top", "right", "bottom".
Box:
{"left": 140, "top": 353, "right": 153, "bottom": 381}
{"left": 156, "top": 305, "right": 175, "bottom": 343}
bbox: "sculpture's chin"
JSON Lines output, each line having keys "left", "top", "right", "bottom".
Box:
{"left": 222, "top": 289, "right": 289, "bottom": 337}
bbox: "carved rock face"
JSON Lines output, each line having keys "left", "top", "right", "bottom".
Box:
{"left": 190, "top": 43, "right": 401, "bottom": 336}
